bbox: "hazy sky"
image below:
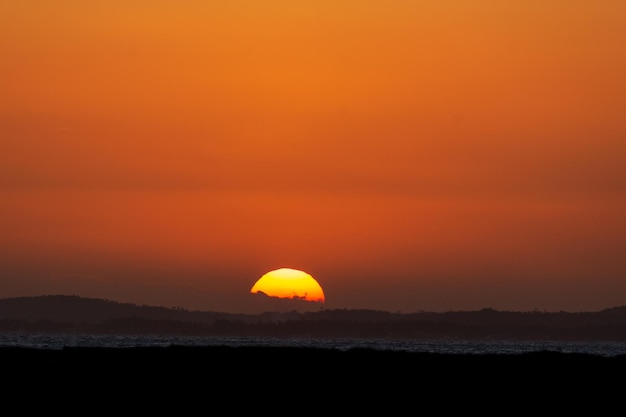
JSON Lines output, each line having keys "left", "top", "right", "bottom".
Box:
{"left": 2, "top": 1, "right": 625, "bottom": 313}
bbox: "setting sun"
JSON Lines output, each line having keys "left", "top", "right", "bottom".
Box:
{"left": 250, "top": 268, "right": 325, "bottom": 303}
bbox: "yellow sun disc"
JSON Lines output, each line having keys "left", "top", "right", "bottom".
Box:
{"left": 250, "top": 268, "right": 325, "bottom": 303}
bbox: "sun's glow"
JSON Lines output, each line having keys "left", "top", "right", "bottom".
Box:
{"left": 250, "top": 268, "right": 325, "bottom": 303}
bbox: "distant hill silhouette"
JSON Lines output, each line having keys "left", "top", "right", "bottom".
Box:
{"left": 2, "top": 294, "right": 626, "bottom": 340}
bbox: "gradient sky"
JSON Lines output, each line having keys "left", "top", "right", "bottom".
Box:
{"left": 2, "top": 1, "right": 625, "bottom": 314}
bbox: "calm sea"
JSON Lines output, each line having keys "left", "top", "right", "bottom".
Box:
{"left": 2, "top": 332, "right": 626, "bottom": 357}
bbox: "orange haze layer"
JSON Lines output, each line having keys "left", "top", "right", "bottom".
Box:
{"left": 1, "top": 1, "right": 625, "bottom": 314}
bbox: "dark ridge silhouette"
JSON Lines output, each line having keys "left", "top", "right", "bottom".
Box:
{"left": 0, "top": 294, "right": 251, "bottom": 323}
{"left": 2, "top": 294, "right": 626, "bottom": 340}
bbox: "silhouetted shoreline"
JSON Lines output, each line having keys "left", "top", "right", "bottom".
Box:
{"left": 3, "top": 344, "right": 623, "bottom": 407}
{"left": 6, "top": 344, "right": 626, "bottom": 380}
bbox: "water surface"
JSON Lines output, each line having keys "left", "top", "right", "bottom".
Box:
{"left": 2, "top": 332, "right": 626, "bottom": 357}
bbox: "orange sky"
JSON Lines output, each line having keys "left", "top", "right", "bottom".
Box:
{"left": 1, "top": 1, "right": 625, "bottom": 313}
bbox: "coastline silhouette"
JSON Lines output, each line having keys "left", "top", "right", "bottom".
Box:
{"left": 2, "top": 294, "right": 626, "bottom": 341}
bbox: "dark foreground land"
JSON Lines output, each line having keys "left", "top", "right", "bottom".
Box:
{"left": 3, "top": 345, "right": 625, "bottom": 410}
